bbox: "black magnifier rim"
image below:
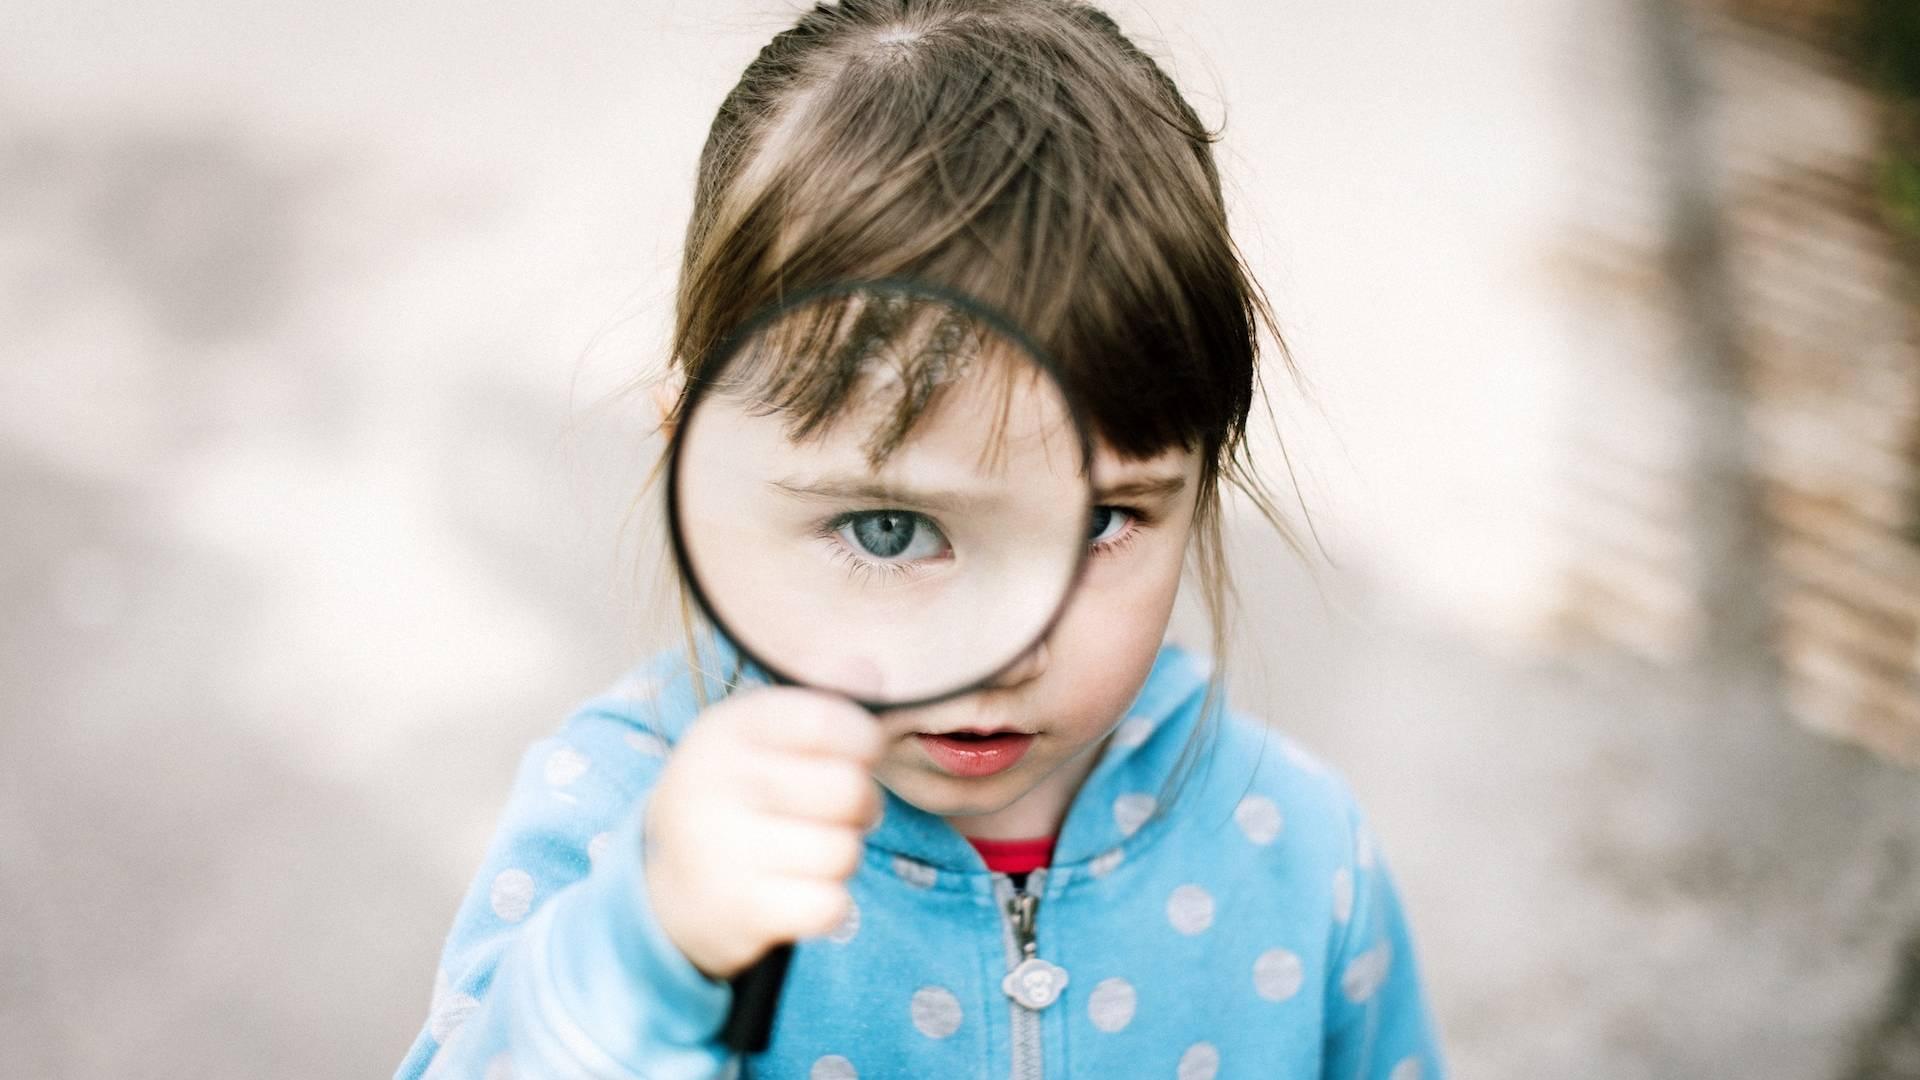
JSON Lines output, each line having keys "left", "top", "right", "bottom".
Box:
{"left": 663, "top": 277, "right": 1097, "bottom": 712}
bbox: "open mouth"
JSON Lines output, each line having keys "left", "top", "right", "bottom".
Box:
{"left": 915, "top": 730, "right": 1035, "bottom": 777}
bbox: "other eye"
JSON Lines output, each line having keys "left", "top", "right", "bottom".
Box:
{"left": 1089, "top": 505, "right": 1137, "bottom": 549}
{"left": 833, "top": 510, "right": 950, "bottom": 562}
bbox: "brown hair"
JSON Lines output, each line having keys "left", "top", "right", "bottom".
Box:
{"left": 636, "top": 0, "right": 1313, "bottom": 819}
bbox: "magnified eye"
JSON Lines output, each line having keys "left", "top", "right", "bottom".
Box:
{"left": 835, "top": 510, "right": 950, "bottom": 562}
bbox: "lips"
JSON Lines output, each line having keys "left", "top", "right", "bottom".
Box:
{"left": 915, "top": 731, "right": 1034, "bottom": 777}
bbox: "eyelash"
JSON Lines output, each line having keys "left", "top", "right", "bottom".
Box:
{"left": 1091, "top": 505, "right": 1145, "bottom": 558}
{"left": 823, "top": 537, "right": 925, "bottom": 583}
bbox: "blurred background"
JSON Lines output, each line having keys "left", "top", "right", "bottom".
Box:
{"left": 4, "top": 0, "right": 1919, "bottom": 1075}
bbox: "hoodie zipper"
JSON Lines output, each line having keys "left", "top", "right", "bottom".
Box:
{"left": 994, "top": 869, "right": 1067, "bottom": 1080}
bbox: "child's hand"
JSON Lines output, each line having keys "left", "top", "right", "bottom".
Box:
{"left": 643, "top": 686, "right": 885, "bottom": 980}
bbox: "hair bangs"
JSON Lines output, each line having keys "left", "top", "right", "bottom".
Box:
{"left": 705, "top": 287, "right": 1050, "bottom": 473}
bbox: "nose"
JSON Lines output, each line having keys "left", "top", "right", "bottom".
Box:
{"left": 984, "top": 636, "right": 1049, "bottom": 690}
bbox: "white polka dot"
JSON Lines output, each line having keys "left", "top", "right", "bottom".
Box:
{"left": 1176, "top": 1041, "right": 1220, "bottom": 1080}
{"left": 1088, "top": 847, "right": 1124, "bottom": 879}
{"left": 483, "top": 1052, "right": 515, "bottom": 1080}
{"left": 1253, "top": 948, "right": 1304, "bottom": 1001}
{"left": 625, "top": 729, "right": 670, "bottom": 757}
{"left": 1087, "top": 977, "right": 1136, "bottom": 1032}
{"left": 1356, "top": 824, "right": 1376, "bottom": 869}
{"left": 827, "top": 898, "right": 861, "bottom": 944}
{"left": 892, "top": 855, "right": 937, "bottom": 889}
{"left": 1331, "top": 867, "right": 1354, "bottom": 923}
{"left": 1234, "top": 795, "right": 1283, "bottom": 845}
{"left": 587, "top": 832, "right": 614, "bottom": 867}
{"left": 543, "top": 746, "right": 590, "bottom": 787}
{"left": 1166, "top": 884, "right": 1215, "bottom": 935}
{"left": 1389, "top": 1057, "right": 1423, "bottom": 1080}
{"left": 1185, "top": 653, "right": 1215, "bottom": 681}
{"left": 1111, "top": 716, "right": 1155, "bottom": 749}
{"left": 810, "top": 1055, "right": 857, "bottom": 1080}
{"left": 490, "top": 868, "right": 535, "bottom": 922}
{"left": 428, "top": 989, "right": 479, "bottom": 1043}
{"left": 1113, "top": 793, "right": 1155, "bottom": 837}
{"left": 1341, "top": 940, "right": 1393, "bottom": 1003}
{"left": 910, "top": 985, "right": 963, "bottom": 1038}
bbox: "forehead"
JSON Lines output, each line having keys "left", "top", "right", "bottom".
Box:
{"left": 719, "top": 290, "right": 1063, "bottom": 466}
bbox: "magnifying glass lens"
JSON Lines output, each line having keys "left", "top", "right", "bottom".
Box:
{"left": 669, "top": 284, "right": 1092, "bottom": 706}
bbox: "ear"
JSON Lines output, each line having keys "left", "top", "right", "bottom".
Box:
{"left": 651, "top": 371, "right": 686, "bottom": 439}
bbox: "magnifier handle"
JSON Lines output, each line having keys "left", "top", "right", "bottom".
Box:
{"left": 722, "top": 942, "right": 792, "bottom": 1054}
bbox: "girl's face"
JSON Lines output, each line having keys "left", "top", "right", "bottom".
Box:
{"left": 869, "top": 439, "right": 1201, "bottom": 839}
{"left": 660, "top": 360, "right": 1202, "bottom": 841}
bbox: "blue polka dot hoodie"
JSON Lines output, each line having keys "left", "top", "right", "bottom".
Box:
{"left": 396, "top": 635, "right": 1448, "bottom": 1079}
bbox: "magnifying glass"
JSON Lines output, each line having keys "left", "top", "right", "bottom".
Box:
{"left": 663, "top": 279, "right": 1096, "bottom": 1053}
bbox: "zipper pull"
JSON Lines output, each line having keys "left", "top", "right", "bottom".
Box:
{"left": 1009, "top": 893, "right": 1038, "bottom": 953}
{"left": 1000, "top": 880, "right": 1069, "bottom": 1010}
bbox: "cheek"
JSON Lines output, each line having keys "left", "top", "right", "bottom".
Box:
{"left": 1042, "top": 532, "right": 1188, "bottom": 727}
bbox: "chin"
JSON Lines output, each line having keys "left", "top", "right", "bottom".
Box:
{"left": 882, "top": 763, "right": 1028, "bottom": 817}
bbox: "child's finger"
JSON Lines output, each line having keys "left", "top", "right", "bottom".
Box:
{"left": 738, "top": 688, "right": 883, "bottom": 764}
{"left": 753, "top": 877, "right": 851, "bottom": 943}
{"left": 741, "top": 752, "right": 881, "bottom": 825}
{"left": 751, "top": 815, "right": 865, "bottom": 881}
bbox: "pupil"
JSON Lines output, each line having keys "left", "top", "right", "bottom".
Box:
{"left": 853, "top": 512, "right": 914, "bottom": 558}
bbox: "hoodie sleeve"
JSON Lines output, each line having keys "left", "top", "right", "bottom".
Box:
{"left": 1321, "top": 782, "right": 1449, "bottom": 1080}
{"left": 392, "top": 673, "right": 736, "bottom": 1080}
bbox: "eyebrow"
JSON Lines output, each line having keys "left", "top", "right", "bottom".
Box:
{"left": 769, "top": 477, "right": 1001, "bottom": 511}
{"left": 771, "top": 471, "right": 1187, "bottom": 508}
{"left": 1096, "top": 474, "right": 1187, "bottom": 501}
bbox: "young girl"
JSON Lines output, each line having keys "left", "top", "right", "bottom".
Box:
{"left": 397, "top": 1, "right": 1447, "bottom": 1077}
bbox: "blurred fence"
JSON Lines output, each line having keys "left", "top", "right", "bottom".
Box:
{"left": 1549, "top": 0, "right": 1920, "bottom": 769}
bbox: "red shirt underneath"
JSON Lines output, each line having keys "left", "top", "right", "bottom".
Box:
{"left": 965, "top": 835, "right": 1056, "bottom": 874}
